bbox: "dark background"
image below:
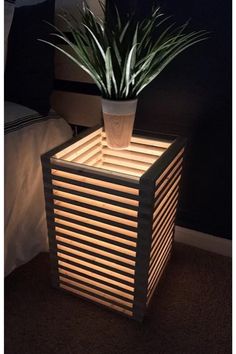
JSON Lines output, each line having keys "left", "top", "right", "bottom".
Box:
{"left": 107, "top": 0, "right": 232, "bottom": 239}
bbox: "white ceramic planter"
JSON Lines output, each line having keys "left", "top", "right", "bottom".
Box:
{"left": 101, "top": 99, "right": 138, "bottom": 149}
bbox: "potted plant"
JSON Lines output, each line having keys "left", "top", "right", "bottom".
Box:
{"left": 40, "top": 2, "right": 207, "bottom": 149}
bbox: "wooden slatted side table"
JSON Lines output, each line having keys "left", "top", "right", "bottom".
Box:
{"left": 42, "top": 126, "right": 186, "bottom": 321}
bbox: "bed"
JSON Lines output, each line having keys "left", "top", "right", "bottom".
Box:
{"left": 4, "top": 0, "right": 73, "bottom": 276}
{"left": 4, "top": 102, "right": 73, "bottom": 276}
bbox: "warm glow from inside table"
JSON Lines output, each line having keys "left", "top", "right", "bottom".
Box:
{"left": 53, "top": 128, "right": 173, "bottom": 179}
{"left": 43, "top": 127, "right": 184, "bottom": 319}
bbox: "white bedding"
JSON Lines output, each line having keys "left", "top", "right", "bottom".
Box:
{"left": 5, "top": 101, "right": 73, "bottom": 276}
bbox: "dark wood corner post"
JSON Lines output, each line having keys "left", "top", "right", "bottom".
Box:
{"left": 41, "top": 155, "right": 59, "bottom": 288}
{"left": 133, "top": 176, "right": 155, "bottom": 322}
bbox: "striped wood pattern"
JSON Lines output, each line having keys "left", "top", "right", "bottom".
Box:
{"left": 147, "top": 148, "right": 185, "bottom": 305}
{"left": 53, "top": 128, "right": 172, "bottom": 179}
{"left": 41, "top": 126, "right": 186, "bottom": 321}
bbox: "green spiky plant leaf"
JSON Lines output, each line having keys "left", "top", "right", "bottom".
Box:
{"left": 39, "top": 2, "right": 208, "bottom": 100}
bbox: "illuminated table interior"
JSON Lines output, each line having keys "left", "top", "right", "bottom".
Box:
{"left": 42, "top": 126, "right": 186, "bottom": 321}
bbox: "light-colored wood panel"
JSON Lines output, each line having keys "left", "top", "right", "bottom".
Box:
{"left": 57, "top": 135, "right": 101, "bottom": 161}
{"left": 54, "top": 209, "right": 137, "bottom": 240}
{"left": 149, "top": 227, "right": 174, "bottom": 270}
{"left": 151, "top": 210, "right": 176, "bottom": 255}
{"left": 55, "top": 222, "right": 136, "bottom": 257}
{"left": 59, "top": 260, "right": 135, "bottom": 292}
{"left": 146, "top": 248, "right": 171, "bottom": 305}
{"left": 155, "top": 148, "right": 184, "bottom": 187}
{"left": 153, "top": 193, "right": 179, "bottom": 231}
{"left": 103, "top": 155, "right": 151, "bottom": 171}
{"left": 53, "top": 191, "right": 138, "bottom": 217}
{"left": 84, "top": 152, "right": 103, "bottom": 166}
{"left": 59, "top": 268, "right": 134, "bottom": 300}
{"left": 154, "top": 175, "right": 181, "bottom": 209}
{"left": 54, "top": 200, "right": 138, "bottom": 228}
{"left": 60, "top": 284, "right": 133, "bottom": 316}
{"left": 52, "top": 182, "right": 139, "bottom": 207}
{"left": 101, "top": 162, "right": 144, "bottom": 177}
{"left": 60, "top": 276, "right": 133, "bottom": 307}
{"left": 148, "top": 243, "right": 172, "bottom": 295}
{"left": 155, "top": 162, "right": 183, "bottom": 199}
{"left": 56, "top": 235, "right": 135, "bottom": 266}
{"left": 54, "top": 128, "right": 102, "bottom": 159}
{"left": 130, "top": 135, "right": 172, "bottom": 149}
{"left": 148, "top": 238, "right": 172, "bottom": 286}
{"left": 52, "top": 169, "right": 139, "bottom": 196}
{"left": 58, "top": 252, "right": 134, "bottom": 283}
{"left": 102, "top": 146, "right": 157, "bottom": 164}
{"left": 72, "top": 144, "right": 102, "bottom": 164}
{"left": 57, "top": 244, "right": 135, "bottom": 275}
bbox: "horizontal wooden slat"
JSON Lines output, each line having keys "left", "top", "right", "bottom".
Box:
{"left": 59, "top": 276, "right": 133, "bottom": 308}
{"left": 53, "top": 209, "right": 137, "bottom": 240}
{"left": 155, "top": 148, "right": 184, "bottom": 187}
{"left": 153, "top": 202, "right": 176, "bottom": 242}
{"left": 59, "top": 272, "right": 133, "bottom": 303}
{"left": 103, "top": 155, "right": 151, "bottom": 171}
{"left": 130, "top": 135, "right": 172, "bottom": 149}
{"left": 102, "top": 131, "right": 172, "bottom": 149}
{"left": 154, "top": 174, "right": 181, "bottom": 209}
{"left": 60, "top": 283, "right": 133, "bottom": 316}
{"left": 53, "top": 205, "right": 137, "bottom": 234}
{"left": 148, "top": 240, "right": 172, "bottom": 296}
{"left": 72, "top": 144, "right": 101, "bottom": 164}
{"left": 51, "top": 169, "right": 139, "bottom": 196}
{"left": 154, "top": 158, "right": 183, "bottom": 198}
{"left": 149, "top": 226, "right": 174, "bottom": 276}
{"left": 152, "top": 189, "right": 179, "bottom": 230}
{"left": 143, "top": 137, "right": 185, "bottom": 183}
{"left": 153, "top": 186, "right": 179, "bottom": 232}
{"left": 48, "top": 160, "right": 140, "bottom": 188}
{"left": 58, "top": 268, "right": 134, "bottom": 300}
{"left": 51, "top": 157, "right": 140, "bottom": 182}
{"left": 50, "top": 181, "right": 139, "bottom": 207}
{"left": 58, "top": 252, "right": 134, "bottom": 283}
{"left": 146, "top": 250, "right": 171, "bottom": 305}
{"left": 55, "top": 128, "right": 102, "bottom": 159}
{"left": 57, "top": 254, "right": 135, "bottom": 286}
{"left": 51, "top": 215, "right": 137, "bottom": 248}
{"left": 84, "top": 152, "right": 102, "bottom": 166}
{"left": 50, "top": 219, "right": 137, "bottom": 255}
{"left": 154, "top": 165, "right": 182, "bottom": 205}
{"left": 56, "top": 235, "right": 136, "bottom": 267}
{"left": 54, "top": 226, "right": 136, "bottom": 259}
{"left": 102, "top": 139, "right": 166, "bottom": 156}
{"left": 52, "top": 193, "right": 138, "bottom": 219}
{"left": 54, "top": 200, "right": 137, "bottom": 228}
{"left": 101, "top": 162, "right": 144, "bottom": 177}
{"left": 59, "top": 261, "right": 134, "bottom": 293}
{"left": 102, "top": 146, "right": 157, "bottom": 164}
{"left": 68, "top": 137, "right": 101, "bottom": 162}
{"left": 151, "top": 211, "right": 176, "bottom": 254}
{"left": 47, "top": 188, "right": 138, "bottom": 213}
{"left": 149, "top": 233, "right": 173, "bottom": 283}
{"left": 148, "top": 238, "right": 173, "bottom": 289}
{"left": 57, "top": 244, "right": 135, "bottom": 276}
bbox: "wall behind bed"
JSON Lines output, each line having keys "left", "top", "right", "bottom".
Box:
{"left": 50, "top": 0, "right": 103, "bottom": 127}
{"left": 14, "top": 0, "right": 103, "bottom": 127}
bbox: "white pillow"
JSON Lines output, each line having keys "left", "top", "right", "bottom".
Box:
{"left": 4, "top": 1, "right": 15, "bottom": 67}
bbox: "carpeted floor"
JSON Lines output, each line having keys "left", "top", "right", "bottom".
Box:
{"left": 5, "top": 242, "right": 231, "bottom": 354}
